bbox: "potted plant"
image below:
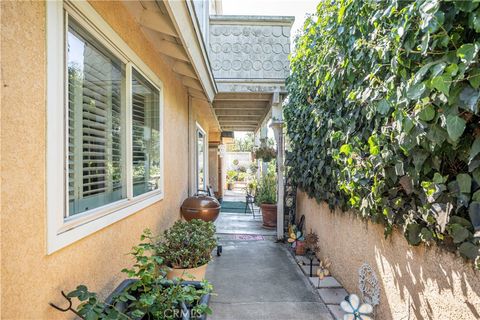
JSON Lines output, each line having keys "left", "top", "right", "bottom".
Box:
{"left": 255, "top": 173, "right": 277, "bottom": 228}
{"left": 51, "top": 230, "right": 213, "bottom": 320}
{"left": 226, "top": 170, "right": 237, "bottom": 190}
{"left": 253, "top": 145, "right": 276, "bottom": 162}
{"left": 157, "top": 219, "right": 217, "bottom": 281}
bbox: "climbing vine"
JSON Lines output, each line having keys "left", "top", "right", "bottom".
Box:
{"left": 285, "top": 0, "right": 480, "bottom": 264}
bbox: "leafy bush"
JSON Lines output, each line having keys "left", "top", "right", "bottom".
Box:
{"left": 285, "top": 0, "right": 480, "bottom": 264}
{"left": 226, "top": 170, "right": 238, "bottom": 182}
{"left": 255, "top": 173, "right": 277, "bottom": 205}
{"left": 157, "top": 220, "right": 217, "bottom": 269}
{"left": 237, "top": 172, "right": 248, "bottom": 181}
{"left": 249, "top": 162, "right": 259, "bottom": 174}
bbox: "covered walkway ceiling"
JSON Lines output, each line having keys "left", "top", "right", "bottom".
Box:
{"left": 213, "top": 93, "right": 272, "bottom": 132}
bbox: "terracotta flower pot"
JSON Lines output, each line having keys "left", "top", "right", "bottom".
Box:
{"left": 166, "top": 263, "right": 208, "bottom": 281}
{"left": 295, "top": 241, "right": 306, "bottom": 255}
{"left": 260, "top": 203, "right": 277, "bottom": 228}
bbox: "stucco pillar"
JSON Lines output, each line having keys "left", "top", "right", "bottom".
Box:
{"left": 271, "top": 120, "right": 284, "bottom": 240}
{"left": 270, "top": 91, "right": 284, "bottom": 240}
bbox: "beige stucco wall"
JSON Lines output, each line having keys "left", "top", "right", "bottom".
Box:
{"left": 188, "top": 97, "right": 212, "bottom": 195}
{"left": 297, "top": 191, "right": 480, "bottom": 319}
{"left": 0, "top": 1, "right": 212, "bottom": 318}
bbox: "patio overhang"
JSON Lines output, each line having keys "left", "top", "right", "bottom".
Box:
{"left": 209, "top": 15, "right": 294, "bottom": 133}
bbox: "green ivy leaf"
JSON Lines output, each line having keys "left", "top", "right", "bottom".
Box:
{"left": 457, "top": 173, "right": 472, "bottom": 193}
{"left": 459, "top": 86, "right": 480, "bottom": 113}
{"left": 446, "top": 115, "right": 466, "bottom": 141}
{"left": 431, "top": 74, "right": 451, "bottom": 96}
{"left": 457, "top": 43, "right": 478, "bottom": 64}
{"left": 368, "top": 135, "right": 379, "bottom": 155}
{"left": 407, "top": 82, "right": 426, "bottom": 100}
{"left": 468, "top": 68, "right": 480, "bottom": 89}
{"left": 377, "top": 99, "right": 390, "bottom": 115}
{"left": 470, "top": 138, "right": 480, "bottom": 161}
{"left": 420, "top": 227, "right": 433, "bottom": 242}
{"left": 407, "top": 223, "right": 422, "bottom": 245}
{"left": 445, "top": 63, "right": 459, "bottom": 77}
{"left": 459, "top": 242, "right": 480, "bottom": 259}
{"left": 433, "top": 172, "right": 447, "bottom": 184}
{"left": 472, "top": 190, "right": 480, "bottom": 201}
{"left": 340, "top": 144, "right": 352, "bottom": 156}
{"left": 455, "top": 1, "right": 480, "bottom": 13}
{"left": 418, "top": 105, "right": 435, "bottom": 121}
{"left": 449, "top": 224, "right": 470, "bottom": 243}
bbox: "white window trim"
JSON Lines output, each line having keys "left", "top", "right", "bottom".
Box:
{"left": 195, "top": 122, "right": 208, "bottom": 192}
{"left": 46, "top": 0, "right": 164, "bottom": 254}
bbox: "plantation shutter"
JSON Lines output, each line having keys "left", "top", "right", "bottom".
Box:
{"left": 132, "top": 92, "right": 147, "bottom": 189}
{"left": 131, "top": 69, "right": 161, "bottom": 197}
{"left": 67, "top": 19, "right": 126, "bottom": 216}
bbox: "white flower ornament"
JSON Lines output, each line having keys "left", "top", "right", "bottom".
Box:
{"left": 340, "top": 294, "right": 373, "bottom": 320}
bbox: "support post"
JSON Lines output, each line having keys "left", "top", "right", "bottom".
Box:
{"left": 270, "top": 90, "right": 284, "bottom": 240}
{"left": 259, "top": 125, "right": 268, "bottom": 178}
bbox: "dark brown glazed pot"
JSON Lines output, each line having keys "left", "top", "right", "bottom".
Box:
{"left": 181, "top": 195, "right": 221, "bottom": 222}
{"left": 260, "top": 203, "right": 277, "bottom": 228}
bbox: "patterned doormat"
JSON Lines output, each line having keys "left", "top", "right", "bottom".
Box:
{"left": 234, "top": 234, "right": 265, "bottom": 241}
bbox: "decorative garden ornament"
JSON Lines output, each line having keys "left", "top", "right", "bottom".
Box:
{"left": 316, "top": 258, "right": 331, "bottom": 279}
{"left": 287, "top": 225, "right": 304, "bottom": 248}
{"left": 358, "top": 263, "right": 380, "bottom": 307}
{"left": 340, "top": 294, "right": 373, "bottom": 320}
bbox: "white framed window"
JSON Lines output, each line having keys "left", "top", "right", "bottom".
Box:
{"left": 195, "top": 123, "right": 207, "bottom": 192}
{"left": 47, "top": 1, "right": 164, "bottom": 254}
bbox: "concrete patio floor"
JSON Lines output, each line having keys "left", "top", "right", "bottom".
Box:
{"left": 206, "top": 191, "right": 333, "bottom": 320}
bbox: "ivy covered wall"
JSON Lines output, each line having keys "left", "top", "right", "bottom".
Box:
{"left": 285, "top": 0, "right": 480, "bottom": 265}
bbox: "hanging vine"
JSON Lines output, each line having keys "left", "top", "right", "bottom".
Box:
{"left": 285, "top": 0, "right": 480, "bottom": 265}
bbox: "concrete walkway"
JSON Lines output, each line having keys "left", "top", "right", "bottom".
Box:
{"left": 206, "top": 197, "right": 333, "bottom": 320}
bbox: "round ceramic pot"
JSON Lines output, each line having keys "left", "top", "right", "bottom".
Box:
{"left": 166, "top": 263, "right": 208, "bottom": 281}
{"left": 260, "top": 203, "right": 277, "bottom": 228}
{"left": 181, "top": 195, "right": 221, "bottom": 222}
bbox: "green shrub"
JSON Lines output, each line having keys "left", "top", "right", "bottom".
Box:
{"left": 226, "top": 170, "right": 238, "bottom": 182}
{"left": 157, "top": 220, "right": 217, "bottom": 269}
{"left": 237, "top": 172, "right": 248, "bottom": 181}
{"left": 285, "top": 0, "right": 480, "bottom": 264}
{"left": 255, "top": 173, "right": 277, "bottom": 205}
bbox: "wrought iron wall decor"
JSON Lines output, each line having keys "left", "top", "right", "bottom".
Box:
{"left": 358, "top": 263, "right": 380, "bottom": 307}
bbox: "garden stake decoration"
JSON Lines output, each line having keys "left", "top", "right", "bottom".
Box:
{"left": 340, "top": 294, "right": 373, "bottom": 320}
{"left": 287, "top": 225, "right": 304, "bottom": 250}
{"left": 316, "top": 258, "right": 331, "bottom": 280}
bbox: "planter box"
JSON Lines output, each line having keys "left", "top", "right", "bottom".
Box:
{"left": 106, "top": 279, "right": 211, "bottom": 320}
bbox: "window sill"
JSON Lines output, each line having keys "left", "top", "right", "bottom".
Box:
{"left": 47, "top": 191, "right": 164, "bottom": 254}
